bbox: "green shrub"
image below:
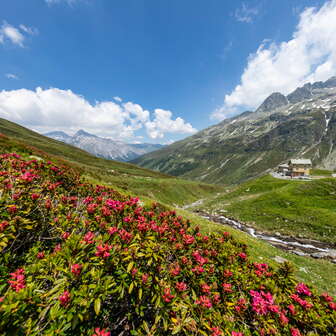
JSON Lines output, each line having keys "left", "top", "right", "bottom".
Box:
{"left": 0, "top": 153, "right": 335, "bottom": 335}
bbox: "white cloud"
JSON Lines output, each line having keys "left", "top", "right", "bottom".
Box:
{"left": 0, "top": 87, "right": 196, "bottom": 142}
{"left": 213, "top": 0, "right": 336, "bottom": 120}
{"left": 113, "top": 96, "right": 122, "bottom": 102}
{"left": 123, "top": 102, "right": 150, "bottom": 131}
{"left": 0, "top": 22, "right": 37, "bottom": 47}
{"left": 0, "top": 22, "right": 24, "bottom": 47}
{"left": 5, "top": 73, "right": 19, "bottom": 80}
{"left": 19, "top": 25, "right": 38, "bottom": 36}
{"left": 145, "top": 109, "right": 197, "bottom": 139}
{"left": 234, "top": 3, "right": 259, "bottom": 23}
{"left": 45, "top": 0, "right": 83, "bottom": 5}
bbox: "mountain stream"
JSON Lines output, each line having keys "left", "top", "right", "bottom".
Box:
{"left": 182, "top": 200, "right": 336, "bottom": 263}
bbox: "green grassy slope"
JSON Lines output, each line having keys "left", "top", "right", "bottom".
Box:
{"left": 0, "top": 118, "right": 223, "bottom": 206}
{"left": 0, "top": 120, "right": 335, "bottom": 296}
{"left": 196, "top": 174, "right": 336, "bottom": 244}
{"left": 0, "top": 118, "right": 168, "bottom": 178}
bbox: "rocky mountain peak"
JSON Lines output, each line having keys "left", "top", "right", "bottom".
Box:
{"left": 287, "top": 85, "right": 312, "bottom": 104}
{"left": 286, "top": 76, "right": 336, "bottom": 104}
{"left": 74, "top": 129, "right": 96, "bottom": 137}
{"left": 256, "top": 92, "right": 288, "bottom": 113}
{"left": 323, "top": 76, "right": 336, "bottom": 88}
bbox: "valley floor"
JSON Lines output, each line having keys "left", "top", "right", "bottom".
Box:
{"left": 192, "top": 175, "right": 336, "bottom": 245}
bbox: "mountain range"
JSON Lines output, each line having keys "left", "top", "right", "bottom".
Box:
{"left": 133, "top": 76, "right": 336, "bottom": 184}
{"left": 44, "top": 129, "right": 164, "bottom": 162}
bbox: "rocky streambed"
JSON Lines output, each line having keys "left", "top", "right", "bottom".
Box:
{"left": 195, "top": 210, "right": 336, "bottom": 263}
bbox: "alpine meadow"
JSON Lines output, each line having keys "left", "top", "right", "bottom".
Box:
{"left": 1, "top": 1, "right": 336, "bottom": 335}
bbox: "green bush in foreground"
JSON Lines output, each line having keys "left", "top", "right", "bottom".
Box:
{"left": 0, "top": 153, "right": 335, "bottom": 335}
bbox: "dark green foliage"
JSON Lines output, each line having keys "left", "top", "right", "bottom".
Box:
{"left": 1, "top": 154, "right": 335, "bottom": 336}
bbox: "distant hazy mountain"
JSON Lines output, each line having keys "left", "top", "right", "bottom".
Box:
{"left": 44, "top": 129, "right": 164, "bottom": 162}
{"left": 133, "top": 76, "right": 336, "bottom": 184}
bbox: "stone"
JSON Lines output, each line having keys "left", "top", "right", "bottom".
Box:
{"left": 293, "top": 250, "right": 307, "bottom": 256}
{"left": 274, "top": 256, "right": 288, "bottom": 263}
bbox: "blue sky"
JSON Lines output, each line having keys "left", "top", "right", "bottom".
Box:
{"left": 0, "top": 0, "right": 335, "bottom": 143}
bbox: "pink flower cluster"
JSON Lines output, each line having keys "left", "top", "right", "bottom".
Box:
{"left": 253, "top": 263, "right": 272, "bottom": 277}
{"left": 191, "top": 265, "right": 205, "bottom": 275}
{"left": 231, "top": 332, "right": 244, "bottom": 336}
{"left": 83, "top": 231, "right": 95, "bottom": 244}
{"left": 250, "top": 290, "right": 279, "bottom": 315}
{"left": 105, "top": 199, "right": 125, "bottom": 212}
{"left": 37, "top": 252, "right": 45, "bottom": 259}
{"left": 290, "top": 328, "right": 301, "bottom": 336}
{"left": 8, "top": 268, "right": 26, "bottom": 292}
{"left": 20, "top": 171, "right": 38, "bottom": 183}
{"left": 222, "top": 283, "right": 233, "bottom": 293}
{"left": 201, "top": 283, "right": 211, "bottom": 294}
{"left": 92, "top": 328, "right": 111, "bottom": 336}
{"left": 87, "top": 203, "right": 98, "bottom": 214}
{"left": 0, "top": 220, "right": 9, "bottom": 232}
{"left": 95, "top": 243, "right": 112, "bottom": 258}
{"left": 141, "top": 273, "right": 149, "bottom": 284}
{"left": 290, "top": 294, "right": 313, "bottom": 309}
{"left": 183, "top": 234, "right": 195, "bottom": 245}
{"left": 238, "top": 252, "right": 247, "bottom": 261}
{"left": 61, "top": 232, "right": 70, "bottom": 240}
{"left": 211, "top": 326, "right": 222, "bottom": 336}
{"left": 195, "top": 295, "right": 212, "bottom": 309}
{"left": 162, "top": 288, "right": 175, "bottom": 303}
{"left": 71, "top": 264, "right": 82, "bottom": 276}
{"left": 119, "top": 229, "right": 133, "bottom": 243}
{"left": 295, "top": 282, "right": 311, "bottom": 296}
{"left": 175, "top": 282, "right": 187, "bottom": 292}
{"left": 170, "top": 265, "right": 181, "bottom": 277}
{"left": 59, "top": 290, "right": 71, "bottom": 306}
{"left": 235, "top": 298, "right": 247, "bottom": 313}
{"left": 192, "top": 250, "right": 208, "bottom": 265}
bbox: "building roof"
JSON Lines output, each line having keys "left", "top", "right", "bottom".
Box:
{"left": 289, "top": 159, "right": 312, "bottom": 165}
{"left": 279, "top": 164, "right": 289, "bottom": 168}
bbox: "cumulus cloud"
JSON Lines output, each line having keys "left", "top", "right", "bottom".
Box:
{"left": 5, "top": 73, "right": 19, "bottom": 80}
{"left": 0, "top": 22, "right": 37, "bottom": 47}
{"left": 123, "top": 102, "right": 150, "bottom": 132}
{"left": 213, "top": 0, "right": 336, "bottom": 120}
{"left": 145, "top": 109, "right": 196, "bottom": 139}
{"left": 234, "top": 3, "right": 259, "bottom": 23}
{"left": 0, "top": 87, "right": 196, "bottom": 141}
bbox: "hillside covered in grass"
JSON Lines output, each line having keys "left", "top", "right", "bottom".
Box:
{"left": 0, "top": 153, "right": 335, "bottom": 335}
{"left": 0, "top": 118, "right": 223, "bottom": 207}
{"left": 1, "top": 122, "right": 336, "bottom": 295}
{"left": 195, "top": 175, "right": 336, "bottom": 244}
